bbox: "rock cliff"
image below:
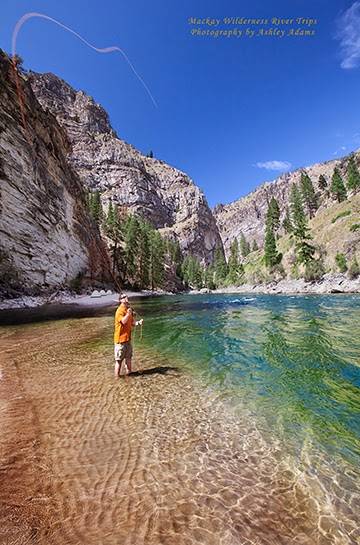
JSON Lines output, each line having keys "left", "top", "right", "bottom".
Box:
{"left": 28, "top": 72, "right": 223, "bottom": 264}
{"left": 214, "top": 152, "right": 360, "bottom": 258}
{"left": 0, "top": 51, "right": 111, "bottom": 297}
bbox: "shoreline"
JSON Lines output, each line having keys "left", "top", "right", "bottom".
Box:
{"left": 0, "top": 288, "right": 173, "bottom": 311}
{"left": 0, "top": 273, "right": 359, "bottom": 311}
{"left": 212, "top": 272, "right": 360, "bottom": 296}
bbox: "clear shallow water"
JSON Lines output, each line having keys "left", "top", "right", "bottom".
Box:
{"left": 136, "top": 293, "right": 360, "bottom": 542}
{"left": 0, "top": 294, "right": 359, "bottom": 545}
{"left": 137, "top": 294, "right": 360, "bottom": 462}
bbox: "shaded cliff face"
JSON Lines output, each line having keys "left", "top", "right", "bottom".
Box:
{"left": 0, "top": 52, "right": 111, "bottom": 296}
{"left": 214, "top": 152, "right": 360, "bottom": 257}
{"left": 28, "top": 72, "right": 223, "bottom": 264}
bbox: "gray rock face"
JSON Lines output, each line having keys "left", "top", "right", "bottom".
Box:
{"left": 0, "top": 52, "right": 111, "bottom": 296}
{"left": 214, "top": 152, "right": 360, "bottom": 258}
{"left": 29, "top": 72, "right": 223, "bottom": 264}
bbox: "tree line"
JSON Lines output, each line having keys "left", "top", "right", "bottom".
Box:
{"left": 264, "top": 156, "right": 360, "bottom": 281}
{"left": 87, "top": 153, "right": 360, "bottom": 290}
{"left": 88, "top": 194, "right": 182, "bottom": 290}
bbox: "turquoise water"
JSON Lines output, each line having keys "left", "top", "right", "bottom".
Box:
{"left": 135, "top": 294, "right": 360, "bottom": 467}
{"left": 1, "top": 293, "right": 359, "bottom": 543}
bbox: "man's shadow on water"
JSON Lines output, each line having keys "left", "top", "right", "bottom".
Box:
{"left": 127, "top": 366, "right": 180, "bottom": 378}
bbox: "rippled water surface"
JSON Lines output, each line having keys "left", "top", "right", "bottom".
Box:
{"left": 0, "top": 294, "right": 359, "bottom": 545}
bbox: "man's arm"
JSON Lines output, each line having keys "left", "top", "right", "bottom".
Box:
{"left": 120, "top": 308, "right": 133, "bottom": 325}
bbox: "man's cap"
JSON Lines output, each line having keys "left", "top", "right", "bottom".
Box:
{"left": 119, "top": 293, "right": 128, "bottom": 301}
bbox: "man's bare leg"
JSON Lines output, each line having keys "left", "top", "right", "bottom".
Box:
{"left": 114, "top": 359, "right": 123, "bottom": 378}
{"left": 125, "top": 358, "right": 132, "bottom": 375}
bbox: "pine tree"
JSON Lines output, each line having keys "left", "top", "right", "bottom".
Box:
{"left": 264, "top": 228, "right": 279, "bottom": 268}
{"left": 149, "top": 230, "right": 165, "bottom": 289}
{"left": 166, "top": 238, "right": 183, "bottom": 278}
{"left": 181, "top": 255, "right": 202, "bottom": 288}
{"left": 239, "top": 233, "right": 250, "bottom": 257}
{"left": 330, "top": 168, "right": 347, "bottom": 203}
{"left": 264, "top": 201, "right": 282, "bottom": 268}
{"left": 266, "top": 197, "right": 280, "bottom": 231}
{"left": 124, "top": 215, "right": 141, "bottom": 282}
{"left": 282, "top": 207, "right": 293, "bottom": 234}
{"left": 104, "top": 203, "right": 124, "bottom": 277}
{"left": 227, "top": 239, "right": 241, "bottom": 284}
{"left": 347, "top": 155, "right": 360, "bottom": 192}
{"left": 181, "top": 256, "right": 189, "bottom": 285}
{"left": 318, "top": 174, "right": 328, "bottom": 191}
{"left": 290, "top": 184, "right": 315, "bottom": 265}
{"left": 104, "top": 200, "right": 116, "bottom": 235}
{"left": 138, "top": 221, "right": 151, "bottom": 287}
{"left": 300, "top": 172, "right": 318, "bottom": 218}
{"left": 214, "top": 247, "right": 228, "bottom": 285}
{"left": 203, "top": 264, "right": 216, "bottom": 290}
{"left": 296, "top": 237, "right": 316, "bottom": 265}
{"left": 192, "top": 258, "right": 203, "bottom": 289}
{"left": 290, "top": 184, "right": 307, "bottom": 238}
{"left": 91, "top": 190, "right": 103, "bottom": 224}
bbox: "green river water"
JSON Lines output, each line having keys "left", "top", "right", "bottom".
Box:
{"left": 0, "top": 293, "right": 359, "bottom": 545}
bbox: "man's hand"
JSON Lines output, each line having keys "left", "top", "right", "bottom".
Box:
{"left": 120, "top": 307, "right": 133, "bottom": 325}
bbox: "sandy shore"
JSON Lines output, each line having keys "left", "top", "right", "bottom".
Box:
{"left": 0, "top": 289, "right": 172, "bottom": 311}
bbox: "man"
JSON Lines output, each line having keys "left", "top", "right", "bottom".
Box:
{"left": 114, "top": 293, "right": 143, "bottom": 378}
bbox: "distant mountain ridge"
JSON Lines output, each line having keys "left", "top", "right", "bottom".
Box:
{"left": 214, "top": 151, "right": 360, "bottom": 258}
{"left": 1, "top": 46, "right": 359, "bottom": 298}
{"left": 27, "top": 67, "right": 360, "bottom": 272}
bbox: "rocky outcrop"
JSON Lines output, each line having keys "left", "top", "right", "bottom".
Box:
{"left": 29, "top": 72, "right": 223, "bottom": 264}
{"left": 214, "top": 152, "right": 360, "bottom": 257}
{"left": 0, "top": 51, "right": 111, "bottom": 297}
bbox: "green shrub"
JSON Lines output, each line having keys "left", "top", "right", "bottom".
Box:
{"left": 350, "top": 223, "right": 360, "bottom": 232}
{"left": 304, "top": 259, "right": 325, "bottom": 282}
{"left": 331, "top": 210, "right": 351, "bottom": 223}
{"left": 335, "top": 253, "right": 348, "bottom": 273}
{"left": 291, "top": 263, "right": 301, "bottom": 280}
{"left": 348, "top": 257, "right": 360, "bottom": 279}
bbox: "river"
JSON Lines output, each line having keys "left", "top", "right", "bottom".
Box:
{"left": 0, "top": 293, "right": 359, "bottom": 545}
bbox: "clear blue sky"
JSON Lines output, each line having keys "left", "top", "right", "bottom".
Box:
{"left": 2, "top": 0, "right": 360, "bottom": 206}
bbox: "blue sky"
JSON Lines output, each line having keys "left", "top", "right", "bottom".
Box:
{"left": 2, "top": 0, "right": 360, "bottom": 207}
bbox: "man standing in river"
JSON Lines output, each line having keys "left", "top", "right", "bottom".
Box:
{"left": 114, "top": 293, "right": 143, "bottom": 378}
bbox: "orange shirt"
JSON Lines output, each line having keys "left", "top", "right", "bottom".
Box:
{"left": 114, "top": 303, "right": 133, "bottom": 343}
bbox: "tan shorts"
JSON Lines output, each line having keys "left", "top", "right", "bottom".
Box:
{"left": 114, "top": 342, "right": 133, "bottom": 362}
